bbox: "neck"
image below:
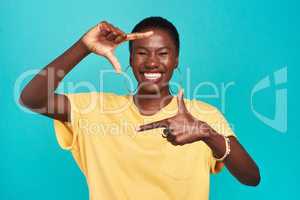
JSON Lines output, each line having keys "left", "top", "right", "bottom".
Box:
{"left": 133, "top": 86, "right": 173, "bottom": 116}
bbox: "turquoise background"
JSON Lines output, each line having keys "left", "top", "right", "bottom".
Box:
{"left": 1, "top": 0, "right": 298, "bottom": 199}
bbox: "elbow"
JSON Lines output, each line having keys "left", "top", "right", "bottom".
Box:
{"left": 244, "top": 173, "right": 260, "bottom": 186}
{"left": 241, "top": 167, "right": 261, "bottom": 187}
{"left": 19, "top": 91, "right": 29, "bottom": 108}
{"left": 19, "top": 90, "right": 45, "bottom": 110}
{"left": 19, "top": 91, "right": 33, "bottom": 109}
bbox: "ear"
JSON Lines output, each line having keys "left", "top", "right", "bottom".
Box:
{"left": 174, "top": 56, "right": 178, "bottom": 68}
{"left": 129, "top": 51, "right": 133, "bottom": 67}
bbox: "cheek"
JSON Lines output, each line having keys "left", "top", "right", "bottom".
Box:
{"left": 131, "top": 55, "right": 145, "bottom": 66}
{"left": 163, "top": 53, "right": 177, "bottom": 66}
{"left": 164, "top": 59, "right": 177, "bottom": 72}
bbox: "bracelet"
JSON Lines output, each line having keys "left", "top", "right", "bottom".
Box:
{"left": 214, "top": 135, "right": 231, "bottom": 162}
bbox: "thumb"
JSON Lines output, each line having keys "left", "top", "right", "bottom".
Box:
{"left": 177, "top": 88, "right": 187, "bottom": 114}
{"left": 104, "top": 51, "right": 122, "bottom": 73}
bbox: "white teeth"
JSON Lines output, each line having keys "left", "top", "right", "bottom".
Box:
{"left": 144, "top": 73, "right": 162, "bottom": 80}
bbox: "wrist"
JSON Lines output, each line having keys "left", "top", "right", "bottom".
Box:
{"left": 202, "top": 133, "right": 231, "bottom": 162}
{"left": 197, "top": 121, "right": 218, "bottom": 141}
{"left": 201, "top": 130, "right": 217, "bottom": 143}
{"left": 78, "top": 38, "right": 92, "bottom": 55}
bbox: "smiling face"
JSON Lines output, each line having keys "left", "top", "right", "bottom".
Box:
{"left": 130, "top": 28, "right": 179, "bottom": 95}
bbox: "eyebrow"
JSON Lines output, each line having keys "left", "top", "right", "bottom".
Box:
{"left": 135, "top": 46, "right": 171, "bottom": 51}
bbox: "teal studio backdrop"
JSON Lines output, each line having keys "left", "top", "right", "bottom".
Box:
{"left": 1, "top": 0, "right": 298, "bottom": 199}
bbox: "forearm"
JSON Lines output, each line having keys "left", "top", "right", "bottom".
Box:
{"left": 202, "top": 132, "right": 260, "bottom": 186}
{"left": 20, "top": 39, "right": 90, "bottom": 107}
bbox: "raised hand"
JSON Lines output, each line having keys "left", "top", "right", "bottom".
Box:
{"left": 81, "top": 21, "right": 153, "bottom": 73}
{"left": 137, "top": 89, "right": 216, "bottom": 145}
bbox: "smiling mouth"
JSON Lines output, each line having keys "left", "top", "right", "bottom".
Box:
{"left": 142, "top": 72, "right": 163, "bottom": 82}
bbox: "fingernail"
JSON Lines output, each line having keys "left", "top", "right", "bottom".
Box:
{"left": 135, "top": 127, "right": 141, "bottom": 132}
{"left": 146, "top": 31, "right": 154, "bottom": 36}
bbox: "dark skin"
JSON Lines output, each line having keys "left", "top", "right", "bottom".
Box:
{"left": 20, "top": 21, "right": 260, "bottom": 186}
{"left": 130, "top": 28, "right": 178, "bottom": 115}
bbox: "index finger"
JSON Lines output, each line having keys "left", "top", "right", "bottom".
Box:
{"left": 136, "top": 118, "right": 168, "bottom": 132}
{"left": 125, "top": 31, "right": 154, "bottom": 41}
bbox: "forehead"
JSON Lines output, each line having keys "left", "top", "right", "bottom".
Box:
{"left": 131, "top": 28, "right": 176, "bottom": 50}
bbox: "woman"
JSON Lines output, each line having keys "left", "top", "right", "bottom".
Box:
{"left": 20, "top": 17, "right": 260, "bottom": 200}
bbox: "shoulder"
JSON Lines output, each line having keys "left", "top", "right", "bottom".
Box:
{"left": 65, "top": 92, "right": 129, "bottom": 113}
{"left": 65, "top": 92, "right": 125, "bottom": 102}
{"left": 187, "top": 98, "right": 221, "bottom": 118}
{"left": 190, "top": 98, "right": 235, "bottom": 137}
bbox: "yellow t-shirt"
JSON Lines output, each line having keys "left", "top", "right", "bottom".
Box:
{"left": 53, "top": 92, "right": 235, "bottom": 200}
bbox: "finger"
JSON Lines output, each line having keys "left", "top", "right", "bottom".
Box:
{"left": 166, "top": 130, "right": 180, "bottom": 142}
{"left": 114, "top": 34, "right": 126, "bottom": 44}
{"left": 98, "top": 23, "right": 110, "bottom": 36}
{"left": 125, "top": 31, "right": 154, "bottom": 41}
{"left": 101, "top": 21, "right": 113, "bottom": 32}
{"left": 168, "top": 123, "right": 181, "bottom": 131}
{"left": 104, "top": 51, "right": 122, "bottom": 73}
{"left": 113, "top": 28, "right": 126, "bottom": 44}
{"left": 166, "top": 134, "right": 176, "bottom": 143}
{"left": 114, "top": 27, "right": 127, "bottom": 38}
{"left": 106, "top": 32, "right": 118, "bottom": 41}
{"left": 175, "top": 133, "right": 199, "bottom": 145}
{"left": 177, "top": 88, "right": 187, "bottom": 114}
{"left": 136, "top": 119, "right": 169, "bottom": 132}
{"left": 100, "top": 29, "right": 110, "bottom": 36}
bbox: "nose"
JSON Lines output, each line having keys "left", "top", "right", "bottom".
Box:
{"left": 144, "top": 53, "right": 159, "bottom": 69}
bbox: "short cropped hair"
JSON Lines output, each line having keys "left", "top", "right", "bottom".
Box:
{"left": 129, "top": 16, "right": 180, "bottom": 55}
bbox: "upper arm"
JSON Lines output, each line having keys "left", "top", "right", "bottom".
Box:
{"left": 20, "top": 93, "right": 71, "bottom": 122}
{"left": 43, "top": 93, "right": 71, "bottom": 122}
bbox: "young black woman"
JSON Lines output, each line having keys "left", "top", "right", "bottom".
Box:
{"left": 20, "top": 17, "right": 260, "bottom": 200}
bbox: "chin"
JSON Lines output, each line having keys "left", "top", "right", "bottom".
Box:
{"left": 138, "top": 83, "right": 163, "bottom": 95}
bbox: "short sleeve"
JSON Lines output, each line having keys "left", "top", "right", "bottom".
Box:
{"left": 53, "top": 92, "right": 101, "bottom": 175}
{"left": 189, "top": 100, "right": 236, "bottom": 174}
{"left": 53, "top": 93, "right": 81, "bottom": 151}
{"left": 207, "top": 108, "right": 236, "bottom": 174}
{"left": 53, "top": 92, "right": 97, "bottom": 151}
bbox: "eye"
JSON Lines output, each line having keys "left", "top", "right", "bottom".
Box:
{"left": 159, "top": 52, "right": 168, "bottom": 56}
{"left": 137, "top": 52, "right": 147, "bottom": 55}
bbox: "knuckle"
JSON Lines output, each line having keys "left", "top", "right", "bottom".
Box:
{"left": 167, "top": 137, "right": 173, "bottom": 143}
{"left": 169, "top": 132, "right": 175, "bottom": 138}
{"left": 165, "top": 119, "right": 171, "bottom": 127}
{"left": 171, "top": 142, "right": 178, "bottom": 146}
{"left": 101, "top": 21, "right": 110, "bottom": 29}
{"left": 99, "top": 21, "right": 107, "bottom": 25}
{"left": 109, "top": 31, "right": 117, "bottom": 36}
{"left": 105, "top": 24, "right": 113, "bottom": 30}
{"left": 169, "top": 124, "right": 175, "bottom": 131}
{"left": 166, "top": 118, "right": 172, "bottom": 123}
{"left": 174, "top": 137, "right": 181, "bottom": 144}
{"left": 117, "top": 33, "right": 124, "bottom": 39}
